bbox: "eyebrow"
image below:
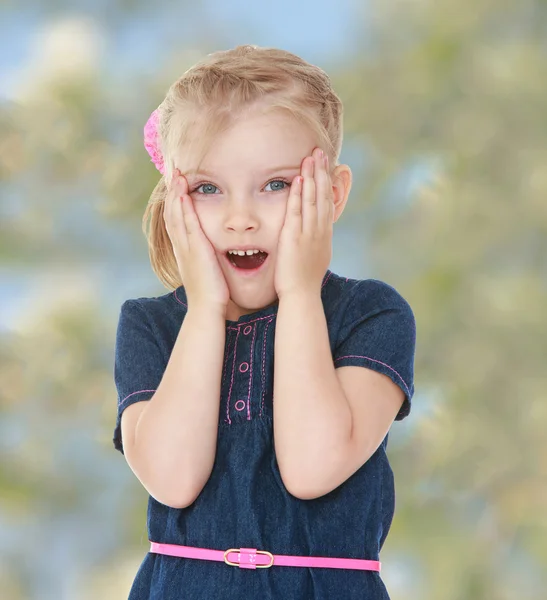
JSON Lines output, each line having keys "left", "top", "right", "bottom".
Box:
{"left": 185, "top": 165, "right": 302, "bottom": 177}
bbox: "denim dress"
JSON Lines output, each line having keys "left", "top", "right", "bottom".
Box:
{"left": 113, "top": 269, "right": 416, "bottom": 600}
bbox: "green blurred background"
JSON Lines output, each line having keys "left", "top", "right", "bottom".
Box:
{"left": 1, "top": 0, "right": 546, "bottom": 598}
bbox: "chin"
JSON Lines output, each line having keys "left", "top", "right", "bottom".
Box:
{"left": 228, "top": 288, "right": 278, "bottom": 315}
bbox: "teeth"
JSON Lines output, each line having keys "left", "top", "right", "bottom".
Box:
{"left": 227, "top": 249, "right": 262, "bottom": 256}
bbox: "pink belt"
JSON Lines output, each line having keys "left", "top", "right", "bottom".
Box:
{"left": 150, "top": 541, "right": 381, "bottom": 571}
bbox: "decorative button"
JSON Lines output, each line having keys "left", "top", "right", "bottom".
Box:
{"left": 243, "top": 325, "right": 252, "bottom": 335}
{"left": 235, "top": 400, "right": 246, "bottom": 411}
{"left": 239, "top": 362, "right": 249, "bottom": 373}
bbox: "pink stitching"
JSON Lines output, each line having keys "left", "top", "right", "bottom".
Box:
{"left": 227, "top": 313, "right": 277, "bottom": 330}
{"left": 221, "top": 334, "right": 235, "bottom": 423}
{"left": 120, "top": 389, "right": 156, "bottom": 404}
{"left": 173, "top": 288, "right": 187, "bottom": 308}
{"left": 334, "top": 354, "right": 410, "bottom": 397}
{"left": 222, "top": 333, "right": 235, "bottom": 389}
{"left": 225, "top": 326, "right": 241, "bottom": 424}
{"left": 322, "top": 270, "right": 332, "bottom": 288}
{"left": 222, "top": 330, "right": 235, "bottom": 423}
{"left": 260, "top": 318, "right": 273, "bottom": 417}
{"left": 246, "top": 323, "right": 257, "bottom": 420}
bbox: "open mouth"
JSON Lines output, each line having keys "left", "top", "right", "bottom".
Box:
{"left": 225, "top": 250, "right": 269, "bottom": 272}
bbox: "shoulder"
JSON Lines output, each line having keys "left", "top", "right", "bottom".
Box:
{"left": 117, "top": 286, "right": 188, "bottom": 347}
{"left": 323, "top": 270, "right": 415, "bottom": 324}
{"left": 120, "top": 285, "right": 188, "bottom": 317}
{"left": 326, "top": 272, "right": 417, "bottom": 417}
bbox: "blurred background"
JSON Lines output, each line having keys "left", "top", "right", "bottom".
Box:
{"left": 1, "top": 0, "right": 546, "bottom": 598}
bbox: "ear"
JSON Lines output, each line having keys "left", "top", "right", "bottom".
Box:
{"left": 330, "top": 164, "right": 352, "bottom": 223}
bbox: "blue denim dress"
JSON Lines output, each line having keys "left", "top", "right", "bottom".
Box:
{"left": 113, "top": 269, "right": 416, "bottom": 599}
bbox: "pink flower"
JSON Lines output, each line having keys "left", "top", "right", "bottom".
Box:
{"left": 143, "top": 108, "right": 165, "bottom": 175}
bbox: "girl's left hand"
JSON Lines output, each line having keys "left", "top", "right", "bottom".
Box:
{"left": 274, "top": 147, "right": 334, "bottom": 299}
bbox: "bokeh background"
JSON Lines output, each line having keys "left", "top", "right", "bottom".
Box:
{"left": 1, "top": 0, "right": 546, "bottom": 598}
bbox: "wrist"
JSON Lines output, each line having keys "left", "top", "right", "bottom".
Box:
{"left": 186, "top": 301, "right": 227, "bottom": 321}
{"left": 277, "top": 288, "right": 321, "bottom": 305}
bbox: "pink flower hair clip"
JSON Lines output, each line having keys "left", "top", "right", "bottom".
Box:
{"left": 143, "top": 108, "right": 165, "bottom": 175}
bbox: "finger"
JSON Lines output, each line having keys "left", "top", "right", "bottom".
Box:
{"left": 163, "top": 169, "right": 176, "bottom": 232}
{"left": 179, "top": 184, "right": 203, "bottom": 241}
{"left": 302, "top": 155, "right": 317, "bottom": 236}
{"left": 166, "top": 172, "right": 190, "bottom": 252}
{"left": 176, "top": 176, "right": 194, "bottom": 251}
{"left": 284, "top": 174, "right": 303, "bottom": 234}
{"left": 316, "top": 151, "right": 333, "bottom": 232}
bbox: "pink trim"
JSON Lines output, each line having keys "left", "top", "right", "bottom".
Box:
{"left": 149, "top": 541, "right": 381, "bottom": 572}
{"left": 334, "top": 354, "right": 410, "bottom": 397}
{"left": 245, "top": 324, "right": 257, "bottom": 420}
{"left": 321, "top": 270, "right": 332, "bottom": 288}
{"left": 227, "top": 313, "right": 277, "bottom": 330}
{"left": 120, "top": 389, "right": 156, "bottom": 403}
{"left": 173, "top": 288, "right": 187, "bottom": 308}
{"left": 221, "top": 334, "right": 236, "bottom": 425}
{"left": 225, "top": 326, "right": 241, "bottom": 424}
{"left": 221, "top": 336, "right": 232, "bottom": 387}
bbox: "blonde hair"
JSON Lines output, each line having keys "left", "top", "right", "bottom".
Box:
{"left": 143, "top": 44, "right": 344, "bottom": 290}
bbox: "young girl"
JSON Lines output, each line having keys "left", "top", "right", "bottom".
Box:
{"left": 113, "top": 45, "right": 416, "bottom": 600}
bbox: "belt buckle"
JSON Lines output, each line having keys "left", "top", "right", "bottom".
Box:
{"left": 223, "top": 547, "right": 274, "bottom": 569}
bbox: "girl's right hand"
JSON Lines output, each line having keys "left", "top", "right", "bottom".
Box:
{"left": 164, "top": 169, "right": 230, "bottom": 313}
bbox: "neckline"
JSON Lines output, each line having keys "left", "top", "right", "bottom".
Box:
{"left": 173, "top": 269, "right": 333, "bottom": 325}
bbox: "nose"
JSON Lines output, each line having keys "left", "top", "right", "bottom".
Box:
{"left": 223, "top": 199, "right": 259, "bottom": 233}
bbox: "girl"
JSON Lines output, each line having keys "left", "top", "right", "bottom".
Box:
{"left": 113, "top": 45, "right": 416, "bottom": 600}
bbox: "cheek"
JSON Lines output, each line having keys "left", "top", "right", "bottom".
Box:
{"left": 268, "top": 199, "right": 288, "bottom": 226}
{"left": 192, "top": 204, "right": 217, "bottom": 239}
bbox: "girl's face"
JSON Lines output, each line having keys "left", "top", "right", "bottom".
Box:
{"left": 178, "top": 110, "right": 320, "bottom": 321}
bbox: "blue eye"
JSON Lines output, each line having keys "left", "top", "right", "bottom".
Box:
{"left": 191, "top": 178, "right": 290, "bottom": 195}
{"left": 264, "top": 179, "right": 290, "bottom": 192}
{"left": 194, "top": 183, "right": 219, "bottom": 195}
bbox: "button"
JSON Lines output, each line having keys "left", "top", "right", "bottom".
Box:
{"left": 243, "top": 325, "right": 252, "bottom": 335}
{"left": 235, "top": 400, "right": 246, "bottom": 411}
{"left": 239, "top": 362, "right": 249, "bottom": 373}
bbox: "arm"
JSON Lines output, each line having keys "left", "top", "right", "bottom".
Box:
{"left": 122, "top": 305, "right": 226, "bottom": 508}
{"left": 273, "top": 291, "right": 353, "bottom": 499}
{"left": 273, "top": 291, "right": 404, "bottom": 500}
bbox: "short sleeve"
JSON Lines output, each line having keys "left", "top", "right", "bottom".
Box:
{"left": 333, "top": 280, "right": 416, "bottom": 421}
{"left": 113, "top": 299, "right": 166, "bottom": 454}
